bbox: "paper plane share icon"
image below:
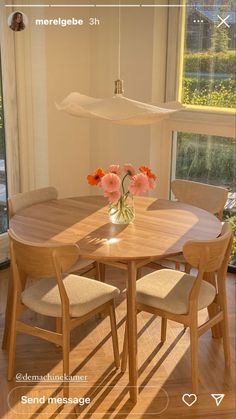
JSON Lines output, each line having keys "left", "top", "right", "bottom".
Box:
{"left": 211, "top": 394, "right": 225, "bottom": 406}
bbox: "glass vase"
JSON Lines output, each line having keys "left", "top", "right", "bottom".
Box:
{"left": 108, "top": 195, "right": 135, "bottom": 225}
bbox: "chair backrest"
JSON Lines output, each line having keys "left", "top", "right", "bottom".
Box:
{"left": 183, "top": 222, "right": 232, "bottom": 312}
{"left": 9, "top": 229, "right": 79, "bottom": 316}
{"left": 9, "top": 229, "right": 79, "bottom": 280}
{"left": 183, "top": 222, "right": 232, "bottom": 273}
{"left": 171, "top": 179, "right": 228, "bottom": 219}
{"left": 8, "top": 186, "right": 58, "bottom": 218}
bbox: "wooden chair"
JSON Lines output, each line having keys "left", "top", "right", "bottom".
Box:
{"left": 121, "top": 222, "right": 232, "bottom": 394}
{"left": 3, "top": 187, "right": 97, "bottom": 350}
{"left": 151, "top": 179, "right": 229, "bottom": 273}
{"left": 7, "top": 187, "right": 95, "bottom": 275}
{"left": 171, "top": 179, "right": 228, "bottom": 219}
{"left": 7, "top": 186, "right": 58, "bottom": 218}
{"left": 7, "top": 229, "right": 120, "bottom": 397}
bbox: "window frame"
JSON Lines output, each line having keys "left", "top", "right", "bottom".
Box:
{"left": 163, "top": 0, "right": 236, "bottom": 196}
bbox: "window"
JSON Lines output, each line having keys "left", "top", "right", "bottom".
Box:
{"left": 168, "top": 3, "right": 236, "bottom": 268}
{"left": 0, "top": 58, "right": 7, "bottom": 234}
{"left": 172, "top": 131, "right": 236, "bottom": 268}
{"left": 182, "top": 2, "right": 236, "bottom": 109}
{"left": 173, "top": 132, "right": 236, "bottom": 192}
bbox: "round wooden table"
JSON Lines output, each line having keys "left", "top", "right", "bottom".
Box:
{"left": 10, "top": 195, "right": 221, "bottom": 403}
{"left": 10, "top": 195, "right": 221, "bottom": 259}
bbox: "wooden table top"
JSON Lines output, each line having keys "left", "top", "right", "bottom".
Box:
{"left": 10, "top": 195, "right": 222, "bottom": 261}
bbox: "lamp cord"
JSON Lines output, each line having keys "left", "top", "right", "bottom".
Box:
{"left": 118, "top": 0, "right": 121, "bottom": 79}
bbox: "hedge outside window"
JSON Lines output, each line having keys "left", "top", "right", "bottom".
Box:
{"left": 182, "top": 3, "right": 236, "bottom": 109}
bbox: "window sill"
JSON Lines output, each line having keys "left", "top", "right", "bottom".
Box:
{"left": 182, "top": 105, "right": 236, "bottom": 116}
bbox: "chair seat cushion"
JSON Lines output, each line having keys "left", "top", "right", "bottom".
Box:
{"left": 21, "top": 274, "right": 119, "bottom": 318}
{"left": 165, "top": 254, "right": 186, "bottom": 264}
{"left": 67, "top": 258, "right": 95, "bottom": 274}
{"left": 136, "top": 269, "right": 216, "bottom": 315}
{"left": 156, "top": 254, "right": 186, "bottom": 267}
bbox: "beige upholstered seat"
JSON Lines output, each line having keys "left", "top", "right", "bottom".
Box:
{"left": 136, "top": 269, "right": 216, "bottom": 315}
{"left": 158, "top": 253, "right": 187, "bottom": 269}
{"left": 21, "top": 274, "right": 119, "bottom": 318}
{"left": 66, "top": 257, "right": 95, "bottom": 276}
{"left": 68, "top": 258, "right": 95, "bottom": 272}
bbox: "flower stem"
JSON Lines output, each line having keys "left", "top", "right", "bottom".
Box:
{"left": 121, "top": 173, "right": 129, "bottom": 196}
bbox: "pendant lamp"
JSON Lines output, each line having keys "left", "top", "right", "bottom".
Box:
{"left": 57, "top": 6, "right": 184, "bottom": 126}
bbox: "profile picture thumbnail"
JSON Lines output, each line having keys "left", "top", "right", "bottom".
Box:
{"left": 8, "top": 11, "right": 28, "bottom": 32}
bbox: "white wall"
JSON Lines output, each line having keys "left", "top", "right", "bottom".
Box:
{"left": 89, "top": 7, "right": 154, "bottom": 193}
{"left": 45, "top": 6, "right": 91, "bottom": 198}
{"left": 11, "top": 2, "right": 170, "bottom": 199}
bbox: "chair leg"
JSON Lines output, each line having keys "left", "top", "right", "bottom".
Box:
{"left": 121, "top": 322, "right": 128, "bottom": 373}
{"left": 109, "top": 302, "right": 120, "bottom": 369}
{"left": 136, "top": 268, "right": 142, "bottom": 280}
{"left": 56, "top": 318, "right": 62, "bottom": 347}
{"left": 221, "top": 317, "right": 231, "bottom": 368}
{"left": 190, "top": 324, "right": 199, "bottom": 394}
{"left": 161, "top": 318, "right": 167, "bottom": 343}
{"left": 96, "top": 263, "right": 106, "bottom": 282}
{"left": 185, "top": 263, "right": 191, "bottom": 274}
{"left": 2, "top": 275, "right": 13, "bottom": 350}
{"left": 204, "top": 272, "right": 222, "bottom": 338}
{"left": 3, "top": 270, "right": 28, "bottom": 351}
{"left": 62, "top": 321, "right": 70, "bottom": 398}
{"left": 7, "top": 294, "right": 18, "bottom": 381}
{"left": 219, "top": 284, "right": 231, "bottom": 367}
{"left": 175, "top": 261, "right": 180, "bottom": 270}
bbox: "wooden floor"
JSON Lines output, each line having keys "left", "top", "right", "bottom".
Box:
{"left": 0, "top": 265, "right": 235, "bottom": 418}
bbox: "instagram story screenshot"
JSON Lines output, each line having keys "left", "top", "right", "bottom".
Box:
{"left": 0, "top": 0, "right": 235, "bottom": 417}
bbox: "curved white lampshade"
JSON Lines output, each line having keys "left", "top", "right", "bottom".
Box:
{"left": 57, "top": 92, "right": 184, "bottom": 126}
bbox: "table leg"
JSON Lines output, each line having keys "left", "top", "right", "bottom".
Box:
{"left": 204, "top": 272, "right": 222, "bottom": 338}
{"left": 127, "top": 261, "right": 138, "bottom": 403}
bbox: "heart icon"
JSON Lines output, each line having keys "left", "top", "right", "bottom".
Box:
{"left": 182, "top": 393, "right": 197, "bottom": 407}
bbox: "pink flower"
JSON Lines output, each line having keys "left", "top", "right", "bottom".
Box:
{"left": 123, "top": 163, "right": 136, "bottom": 176}
{"left": 129, "top": 173, "right": 150, "bottom": 195}
{"left": 104, "top": 190, "right": 121, "bottom": 204}
{"left": 101, "top": 173, "right": 121, "bottom": 192}
{"left": 148, "top": 177, "right": 156, "bottom": 189}
{"left": 107, "top": 164, "right": 122, "bottom": 175}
